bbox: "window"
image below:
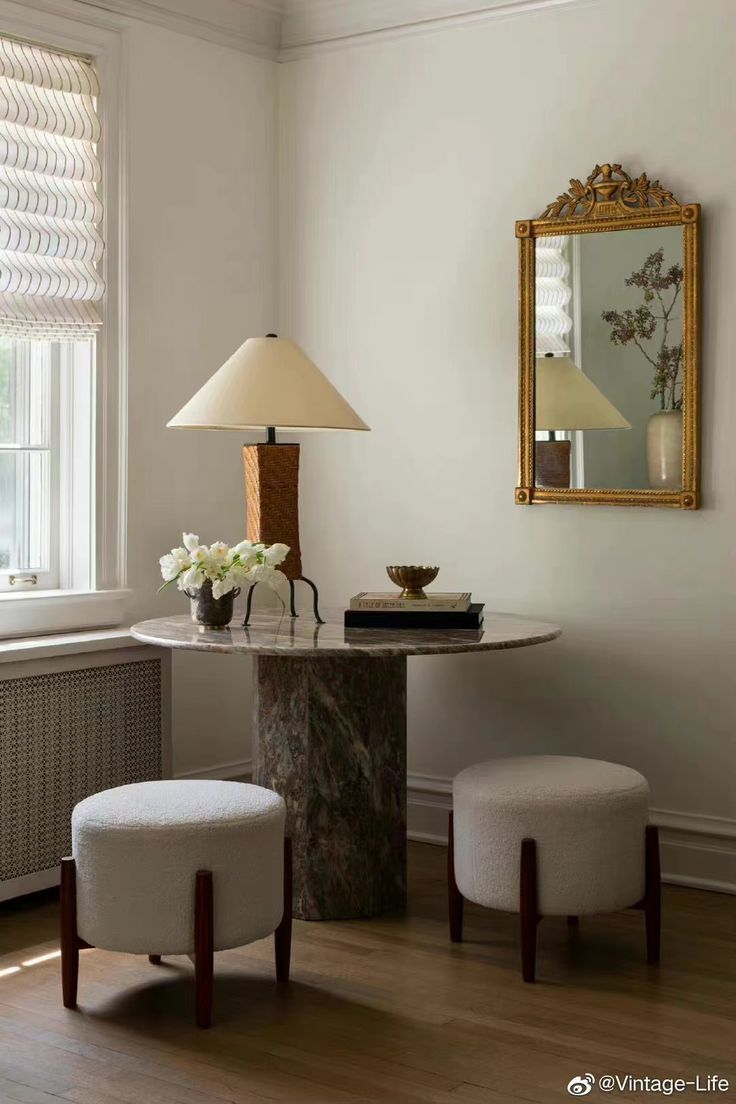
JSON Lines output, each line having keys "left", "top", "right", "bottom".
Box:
{"left": 0, "top": 31, "right": 113, "bottom": 626}
{"left": 0, "top": 339, "right": 53, "bottom": 587}
{"left": 0, "top": 337, "right": 93, "bottom": 593}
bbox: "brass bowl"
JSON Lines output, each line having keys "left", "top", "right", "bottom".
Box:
{"left": 386, "top": 565, "right": 439, "bottom": 600}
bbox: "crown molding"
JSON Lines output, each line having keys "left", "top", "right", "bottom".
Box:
{"left": 81, "top": 0, "right": 283, "bottom": 56}
{"left": 279, "top": 0, "right": 585, "bottom": 59}
{"left": 9, "top": 0, "right": 284, "bottom": 57}
{"left": 2, "top": 0, "right": 586, "bottom": 61}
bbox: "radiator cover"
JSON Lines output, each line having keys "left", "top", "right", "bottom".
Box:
{"left": 0, "top": 650, "right": 169, "bottom": 896}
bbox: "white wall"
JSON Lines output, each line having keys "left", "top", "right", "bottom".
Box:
{"left": 278, "top": 0, "right": 736, "bottom": 887}
{"left": 124, "top": 21, "right": 277, "bottom": 776}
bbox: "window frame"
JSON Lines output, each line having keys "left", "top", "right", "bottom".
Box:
{"left": 0, "top": 3, "right": 128, "bottom": 638}
{"left": 0, "top": 339, "right": 57, "bottom": 591}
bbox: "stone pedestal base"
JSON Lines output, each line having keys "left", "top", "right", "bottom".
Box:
{"left": 253, "top": 655, "right": 407, "bottom": 920}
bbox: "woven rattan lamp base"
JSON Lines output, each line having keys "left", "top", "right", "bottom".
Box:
{"left": 534, "top": 440, "right": 571, "bottom": 489}
{"left": 241, "top": 442, "right": 323, "bottom": 625}
{"left": 243, "top": 443, "right": 303, "bottom": 580}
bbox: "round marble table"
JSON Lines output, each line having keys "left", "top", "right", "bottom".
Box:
{"left": 131, "top": 609, "right": 561, "bottom": 921}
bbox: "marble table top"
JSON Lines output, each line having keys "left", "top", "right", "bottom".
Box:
{"left": 130, "top": 609, "right": 561, "bottom": 658}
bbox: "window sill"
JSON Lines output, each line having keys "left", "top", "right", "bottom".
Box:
{"left": 0, "top": 626, "right": 138, "bottom": 663}
{"left": 0, "top": 588, "right": 130, "bottom": 640}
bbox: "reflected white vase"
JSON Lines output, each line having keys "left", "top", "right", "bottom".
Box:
{"left": 646, "top": 410, "right": 683, "bottom": 489}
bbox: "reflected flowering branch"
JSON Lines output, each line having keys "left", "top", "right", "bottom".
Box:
{"left": 601, "top": 248, "right": 683, "bottom": 410}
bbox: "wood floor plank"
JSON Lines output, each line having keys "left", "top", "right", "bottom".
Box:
{"left": 0, "top": 1074, "right": 69, "bottom": 1104}
{"left": 0, "top": 844, "right": 733, "bottom": 1104}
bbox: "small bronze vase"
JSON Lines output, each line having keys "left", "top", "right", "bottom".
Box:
{"left": 186, "top": 580, "right": 240, "bottom": 628}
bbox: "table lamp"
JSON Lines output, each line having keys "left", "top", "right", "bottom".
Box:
{"left": 535, "top": 353, "right": 630, "bottom": 488}
{"left": 167, "top": 334, "right": 369, "bottom": 621}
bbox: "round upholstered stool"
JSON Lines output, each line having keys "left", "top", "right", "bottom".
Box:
{"left": 447, "top": 756, "right": 660, "bottom": 981}
{"left": 61, "top": 780, "right": 291, "bottom": 1027}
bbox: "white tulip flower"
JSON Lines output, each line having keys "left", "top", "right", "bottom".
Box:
{"left": 211, "top": 574, "right": 236, "bottom": 599}
{"left": 228, "top": 562, "right": 249, "bottom": 585}
{"left": 250, "top": 564, "right": 287, "bottom": 590}
{"left": 178, "top": 564, "right": 203, "bottom": 592}
{"left": 208, "top": 541, "right": 230, "bottom": 564}
{"left": 159, "top": 547, "right": 190, "bottom": 581}
{"left": 263, "top": 542, "right": 290, "bottom": 566}
{"left": 248, "top": 563, "right": 271, "bottom": 584}
{"left": 236, "top": 547, "right": 259, "bottom": 570}
{"left": 182, "top": 532, "right": 200, "bottom": 552}
{"left": 190, "top": 545, "right": 209, "bottom": 568}
{"left": 159, "top": 555, "right": 178, "bottom": 582}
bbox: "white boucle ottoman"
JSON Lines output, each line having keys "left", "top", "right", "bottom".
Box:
{"left": 448, "top": 756, "right": 660, "bottom": 982}
{"left": 61, "top": 780, "right": 291, "bottom": 1027}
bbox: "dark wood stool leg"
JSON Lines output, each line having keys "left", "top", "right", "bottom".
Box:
{"left": 447, "top": 812, "right": 464, "bottom": 943}
{"left": 148, "top": 955, "right": 162, "bottom": 965}
{"left": 567, "top": 915, "right": 579, "bottom": 927}
{"left": 275, "top": 838, "right": 293, "bottom": 983}
{"left": 60, "top": 857, "right": 79, "bottom": 1009}
{"left": 644, "top": 825, "right": 661, "bottom": 964}
{"left": 520, "top": 838, "right": 538, "bottom": 983}
{"left": 194, "top": 870, "right": 214, "bottom": 1028}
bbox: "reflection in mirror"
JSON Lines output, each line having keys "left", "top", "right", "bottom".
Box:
{"left": 534, "top": 225, "right": 685, "bottom": 491}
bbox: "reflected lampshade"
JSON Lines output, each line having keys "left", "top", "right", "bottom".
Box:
{"left": 535, "top": 355, "right": 631, "bottom": 431}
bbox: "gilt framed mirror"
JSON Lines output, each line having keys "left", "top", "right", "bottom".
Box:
{"left": 516, "top": 163, "right": 700, "bottom": 508}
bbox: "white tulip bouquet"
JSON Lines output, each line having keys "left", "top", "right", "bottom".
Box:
{"left": 159, "top": 533, "right": 289, "bottom": 599}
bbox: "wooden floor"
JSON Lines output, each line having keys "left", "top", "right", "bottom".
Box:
{"left": 0, "top": 843, "right": 734, "bottom": 1104}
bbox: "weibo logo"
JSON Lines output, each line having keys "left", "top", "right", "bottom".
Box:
{"left": 567, "top": 1074, "right": 595, "bottom": 1096}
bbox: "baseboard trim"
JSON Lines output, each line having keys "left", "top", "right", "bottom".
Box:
{"left": 408, "top": 828, "right": 448, "bottom": 846}
{"left": 172, "top": 760, "right": 736, "bottom": 896}
{"left": 175, "top": 758, "right": 253, "bottom": 781}
{"left": 406, "top": 773, "right": 736, "bottom": 895}
{"left": 651, "top": 809, "right": 736, "bottom": 840}
{"left": 0, "top": 866, "right": 60, "bottom": 904}
{"left": 660, "top": 872, "right": 736, "bottom": 897}
{"left": 409, "top": 772, "right": 453, "bottom": 796}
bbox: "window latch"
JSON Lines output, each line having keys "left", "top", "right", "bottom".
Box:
{"left": 8, "top": 573, "right": 38, "bottom": 587}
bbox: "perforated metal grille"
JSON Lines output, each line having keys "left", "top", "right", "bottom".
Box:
{"left": 1, "top": 659, "right": 163, "bottom": 882}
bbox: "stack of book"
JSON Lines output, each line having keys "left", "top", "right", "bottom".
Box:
{"left": 345, "top": 592, "right": 483, "bottom": 630}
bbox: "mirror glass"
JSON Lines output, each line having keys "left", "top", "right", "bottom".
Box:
{"left": 534, "top": 225, "right": 685, "bottom": 491}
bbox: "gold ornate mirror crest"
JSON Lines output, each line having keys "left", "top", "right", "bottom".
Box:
{"left": 516, "top": 163, "right": 700, "bottom": 509}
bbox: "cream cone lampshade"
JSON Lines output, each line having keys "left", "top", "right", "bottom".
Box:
{"left": 536, "top": 355, "right": 631, "bottom": 431}
{"left": 167, "top": 337, "right": 369, "bottom": 432}
{"left": 167, "top": 335, "right": 369, "bottom": 615}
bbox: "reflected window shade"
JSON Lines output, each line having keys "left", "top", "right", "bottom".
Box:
{"left": 535, "top": 235, "right": 571, "bottom": 356}
{"left": 0, "top": 36, "right": 103, "bottom": 340}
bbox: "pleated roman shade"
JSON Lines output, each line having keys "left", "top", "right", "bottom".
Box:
{"left": 535, "top": 235, "right": 572, "bottom": 356}
{"left": 0, "top": 35, "right": 103, "bottom": 340}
